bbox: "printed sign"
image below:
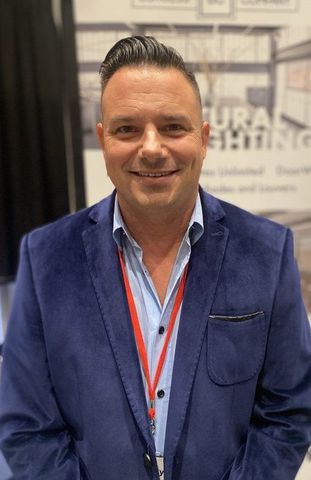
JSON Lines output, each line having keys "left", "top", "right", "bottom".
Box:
{"left": 199, "top": 0, "right": 233, "bottom": 16}
{"left": 75, "top": 0, "right": 311, "bottom": 323}
{"left": 236, "top": 0, "right": 298, "bottom": 12}
{"left": 132, "top": 0, "right": 196, "bottom": 9}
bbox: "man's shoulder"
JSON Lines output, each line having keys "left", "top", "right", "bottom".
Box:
{"left": 220, "top": 197, "right": 286, "bottom": 234}
{"left": 25, "top": 193, "right": 114, "bottom": 252}
{"left": 200, "top": 190, "right": 288, "bottom": 251}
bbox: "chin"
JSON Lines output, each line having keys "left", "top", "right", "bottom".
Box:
{"left": 138, "top": 193, "right": 176, "bottom": 209}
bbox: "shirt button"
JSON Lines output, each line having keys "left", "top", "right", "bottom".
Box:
{"left": 157, "top": 389, "right": 165, "bottom": 399}
{"left": 143, "top": 452, "right": 152, "bottom": 469}
{"left": 158, "top": 326, "right": 165, "bottom": 334}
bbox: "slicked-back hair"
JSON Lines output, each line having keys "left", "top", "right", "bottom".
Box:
{"left": 99, "top": 35, "right": 202, "bottom": 105}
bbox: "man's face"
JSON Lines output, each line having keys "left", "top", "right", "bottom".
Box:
{"left": 97, "top": 66, "right": 209, "bottom": 217}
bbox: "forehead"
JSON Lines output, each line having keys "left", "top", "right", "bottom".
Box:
{"left": 101, "top": 66, "right": 201, "bottom": 116}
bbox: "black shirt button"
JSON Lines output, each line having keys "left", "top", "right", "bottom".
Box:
{"left": 158, "top": 326, "right": 165, "bottom": 334}
{"left": 157, "top": 389, "right": 165, "bottom": 399}
{"left": 143, "top": 452, "right": 152, "bottom": 469}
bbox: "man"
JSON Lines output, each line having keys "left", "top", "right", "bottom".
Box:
{"left": 0, "top": 36, "right": 310, "bottom": 480}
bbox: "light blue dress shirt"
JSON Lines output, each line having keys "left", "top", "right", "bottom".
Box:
{"left": 113, "top": 195, "right": 204, "bottom": 455}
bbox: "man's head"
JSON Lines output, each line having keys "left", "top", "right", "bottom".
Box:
{"left": 99, "top": 35, "right": 202, "bottom": 107}
{"left": 96, "top": 36, "right": 209, "bottom": 221}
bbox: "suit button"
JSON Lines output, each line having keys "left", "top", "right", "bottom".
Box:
{"left": 157, "top": 389, "right": 165, "bottom": 398}
{"left": 158, "top": 326, "right": 165, "bottom": 334}
{"left": 143, "top": 452, "right": 152, "bottom": 469}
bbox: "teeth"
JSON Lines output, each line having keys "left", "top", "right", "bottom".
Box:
{"left": 137, "top": 172, "right": 171, "bottom": 177}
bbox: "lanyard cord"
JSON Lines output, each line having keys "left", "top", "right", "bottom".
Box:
{"left": 118, "top": 249, "right": 188, "bottom": 433}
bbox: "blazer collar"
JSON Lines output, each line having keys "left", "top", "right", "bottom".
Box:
{"left": 83, "top": 190, "right": 155, "bottom": 450}
{"left": 164, "top": 189, "right": 229, "bottom": 470}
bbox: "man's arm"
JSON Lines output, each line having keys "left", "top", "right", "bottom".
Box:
{"left": 226, "top": 230, "right": 311, "bottom": 479}
{"left": 0, "top": 235, "right": 87, "bottom": 479}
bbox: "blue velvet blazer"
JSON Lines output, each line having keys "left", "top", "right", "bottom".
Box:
{"left": 0, "top": 189, "right": 310, "bottom": 479}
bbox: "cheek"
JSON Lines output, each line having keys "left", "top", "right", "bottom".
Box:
{"left": 104, "top": 143, "right": 136, "bottom": 167}
{"left": 103, "top": 153, "right": 120, "bottom": 177}
{"left": 173, "top": 136, "right": 203, "bottom": 154}
{"left": 172, "top": 141, "right": 204, "bottom": 166}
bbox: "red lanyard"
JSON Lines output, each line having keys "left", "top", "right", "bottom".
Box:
{"left": 118, "top": 249, "right": 188, "bottom": 435}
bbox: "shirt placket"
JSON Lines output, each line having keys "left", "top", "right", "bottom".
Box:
{"left": 121, "top": 229, "right": 192, "bottom": 454}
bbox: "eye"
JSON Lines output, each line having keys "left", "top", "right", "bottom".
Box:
{"left": 116, "top": 125, "right": 138, "bottom": 134}
{"left": 164, "top": 124, "right": 183, "bottom": 131}
{"left": 162, "top": 124, "right": 186, "bottom": 135}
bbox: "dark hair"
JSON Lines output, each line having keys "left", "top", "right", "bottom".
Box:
{"left": 99, "top": 35, "right": 201, "bottom": 104}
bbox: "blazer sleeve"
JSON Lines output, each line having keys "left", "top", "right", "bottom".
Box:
{"left": 0, "top": 235, "right": 88, "bottom": 479}
{"left": 226, "top": 229, "right": 311, "bottom": 479}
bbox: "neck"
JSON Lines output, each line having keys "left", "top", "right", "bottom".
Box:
{"left": 118, "top": 199, "right": 196, "bottom": 257}
{"left": 117, "top": 197, "right": 197, "bottom": 305}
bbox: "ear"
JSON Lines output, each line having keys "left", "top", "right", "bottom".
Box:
{"left": 96, "top": 122, "right": 105, "bottom": 151}
{"left": 201, "top": 121, "right": 210, "bottom": 157}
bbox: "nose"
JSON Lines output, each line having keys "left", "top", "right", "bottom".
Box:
{"left": 139, "top": 125, "right": 166, "bottom": 161}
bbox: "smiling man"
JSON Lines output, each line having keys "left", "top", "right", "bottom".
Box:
{"left": 0, "top": 36, "right": 310, "bottom": 480}
{"left": 96, "top": 62, "right": 209, "bottom": 305}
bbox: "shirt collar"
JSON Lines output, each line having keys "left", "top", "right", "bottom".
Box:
{"left": 112, "top": 193, "right": 204, "bottom": 249}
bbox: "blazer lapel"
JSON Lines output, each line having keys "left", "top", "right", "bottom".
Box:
{"left": 82, "top": 195, "right": 155, "bottom": 450}
{"left": 164, "top": 192, "right": 229, "bottom": 465}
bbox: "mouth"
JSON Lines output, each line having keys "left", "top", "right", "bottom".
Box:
{"left": 132, "top": 171, "right": 177, "bottom": 178}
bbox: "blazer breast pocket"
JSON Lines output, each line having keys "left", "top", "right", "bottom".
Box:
{"left": 207, "top": 311, "right": 266, "bottom": 385}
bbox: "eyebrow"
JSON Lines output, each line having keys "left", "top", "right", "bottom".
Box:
{"left": 109, "top": 116, "right": 136, "bottom": 124}
{"left": 160, "top": 114, "right": 190, "bottom": 123}
{"left": 109, "top": 114, "right": 191, "bottom": 124}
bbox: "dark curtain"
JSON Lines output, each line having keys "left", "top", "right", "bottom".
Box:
{"left": 0, "top": 0, "right": 85, "bottom": 281}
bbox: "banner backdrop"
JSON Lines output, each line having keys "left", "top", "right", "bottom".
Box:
{"left": 74, "top": 0, "right": 311, "bottom": 321}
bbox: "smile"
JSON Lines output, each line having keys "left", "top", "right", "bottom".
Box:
{"left": 134, "top": 171, "right": 176, "bottom": 177}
